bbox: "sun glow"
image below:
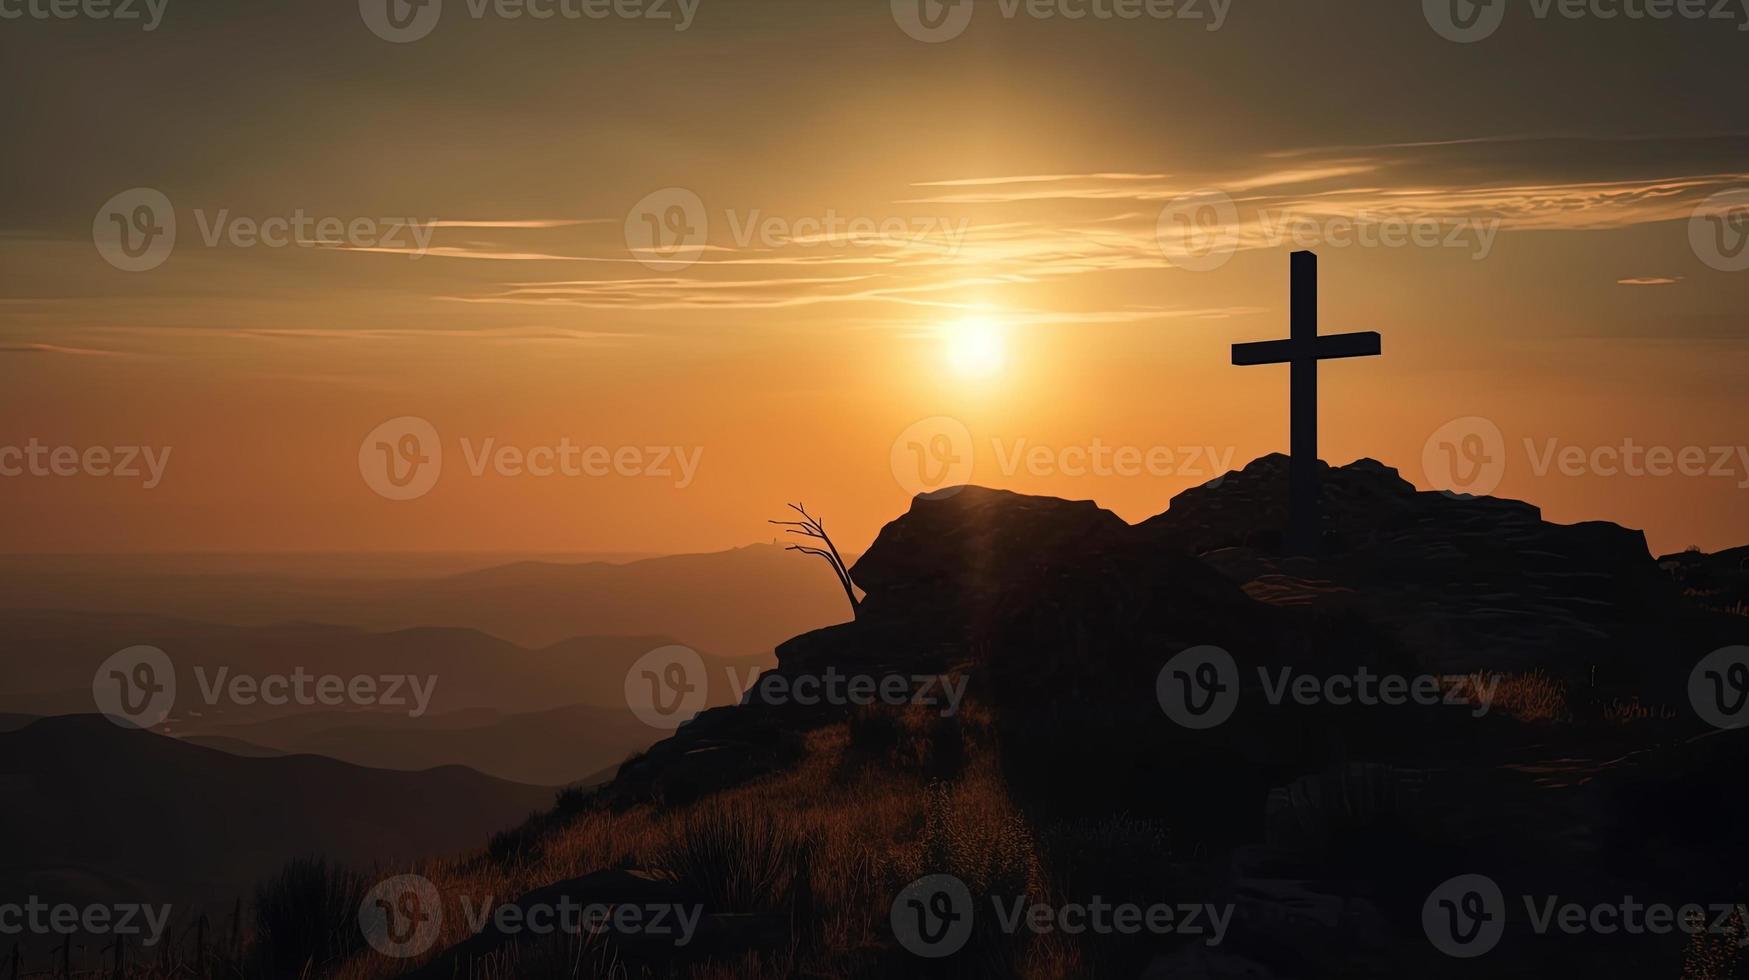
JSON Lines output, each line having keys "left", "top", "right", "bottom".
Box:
{"left": 943, "top": 315, "right": 1008, "bottom": 380}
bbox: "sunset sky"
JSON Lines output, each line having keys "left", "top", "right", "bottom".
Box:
{"left": 3, "top": 1, "right": 1747, "bottom": 556}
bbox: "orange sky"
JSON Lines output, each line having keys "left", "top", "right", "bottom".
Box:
{"left": 3, "top": 3, "right": 1748, "bottom": 557}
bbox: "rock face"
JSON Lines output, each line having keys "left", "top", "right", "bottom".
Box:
{"left": 855, "top": 487, "right": 1129, "bottom": 575}
{"left": 838, "top": 460, "right": 1695, "bottom": 678}
{"left": 850, "top": 487, "right": 1133, "bottom": 619}
{"left": 609, "top": 460, "right": 1739, "bottom": 822}
{"left": 652, "top": 460, "right": 1736, "bottom": 819}
{"left": 1141, "top": 454, "right": 1681, "bottom": 675}
{"left": 846, "top": 485, "right": 1269, "bottom": 641}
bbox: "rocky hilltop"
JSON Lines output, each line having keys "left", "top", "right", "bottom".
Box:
{"left": 1142, "top": 454, "right": 1686, "bottom": 674}
{"left": 776, "top": 455, "right": 1709, "bottom": 687}
{"left": 607, "top": 452, "right": 1746, "bottom": 808}
{"left": 421, "top": 458, "right": 1749, "bottom": 979}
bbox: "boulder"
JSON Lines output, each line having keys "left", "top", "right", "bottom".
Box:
{"left": 851, "top": 486, "right": 1131, "bottom": 620}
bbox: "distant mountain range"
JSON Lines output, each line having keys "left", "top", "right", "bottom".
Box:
{"left": 0, "top": 611, "right": 765, "bottom": 786}
{"left": 0, "top": 543, "right": 853, "bottom": 656}
{"left": 0, "top": 716, "right": 556, "bottom": 912}
{"left": 0, "top": 544, "right": 849, "bottom": 794}
{"left": 0, "top": 547, "right": 856, "bottom": 921}
{"left": 182, "top": 705, "right": 646, "bottom": 786}
{"left": 0, "top": 610, "right": 760, "bottom": 720}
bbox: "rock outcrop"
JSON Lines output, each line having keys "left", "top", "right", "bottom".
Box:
{"left": 1142, "top": 454, "right": 1686, "bottom": 675}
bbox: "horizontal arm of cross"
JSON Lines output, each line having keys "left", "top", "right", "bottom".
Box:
{"left": 1232, "top": 331, "right": 1382, "bottom": 366}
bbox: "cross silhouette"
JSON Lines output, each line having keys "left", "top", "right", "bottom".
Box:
{"left": 1232, "top": 251, "right": 1381, "bottom": 554}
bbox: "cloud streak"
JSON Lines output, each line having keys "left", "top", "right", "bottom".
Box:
{"left": 258, "top": 133, "right": 1749, "bottom": 329}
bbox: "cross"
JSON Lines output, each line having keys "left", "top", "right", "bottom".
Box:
{"left": 1232, "top": 251, "right": 1381, "bottom": 555}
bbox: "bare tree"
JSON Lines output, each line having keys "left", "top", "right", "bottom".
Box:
{"left": 770, "top": 503, "right": 860, "bottom": 617}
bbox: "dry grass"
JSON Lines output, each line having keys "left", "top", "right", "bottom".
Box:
{"left": 1681, "top": 905, "right": 1747, "bottom": 980}
{"left": 1600, "top": 697, "right": 1678, "bottom": 726}
{"left": 277, "top": 700, "right": 1106, "bottom": 979}
{"left": 1445, "top": 670, "right": 1683, "bottom": 727}
{"left": 1446, "top": 669, "right": 1571, "bottom": 723}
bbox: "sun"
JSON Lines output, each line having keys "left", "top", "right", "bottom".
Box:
{"left": 943, "top": 315, "right": 1008, "bottom": 380}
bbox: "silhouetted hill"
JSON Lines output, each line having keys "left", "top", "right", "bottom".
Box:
{"left": 191, "top": 704, "right": 659, "bottom": 785}
{"left": 179, "top": 733, "right": 290, "bottom": 757}
{"left": 0, "top": 613, "right": 759, "bottom": 783}
{"left": 539, "top": 460, "right": 1749, "bottom": 979}
{"left": 0, "top": 611, "right": 758, "bottom": 723}
{"left": 1658, "top": 541, "right": 1749, "bottom": 615}
{"left": 0, "top": 715, "right": 554, "bottom": 912}
{"left": 0, "top": 544, "right": 850, "bottom": 656}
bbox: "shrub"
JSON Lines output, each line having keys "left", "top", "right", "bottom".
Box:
{"left": 1456, "top": 669, "right": 1570, "bottom": 723}
{"left": 252, "top": 858, "right": 370, "bottom": 978}
{"left": 655, "top": 796, "right": 813, "bottom": 913}
{"left": 924, "top": 713, "right": 967, "bottom": 781}
{"left": 1038, "top": 814, "right": 1174, "bottom": 908}
{"left": 845, "top": 703, "right": 903, "bottom": 763}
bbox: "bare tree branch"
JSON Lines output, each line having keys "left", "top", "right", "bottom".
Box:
{"left": 769, "top": 502, "right": 860, "bottom": 617}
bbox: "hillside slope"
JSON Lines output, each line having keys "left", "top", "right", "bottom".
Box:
{"left": 0, "top": 716, "right": 556, "bottom": 912}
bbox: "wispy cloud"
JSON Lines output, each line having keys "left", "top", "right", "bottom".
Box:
{"left": 202, "top": 325, "right": 644, "bottom": 343}
{"left": 0, "top": 342, "right": 135, "bottom": 357}
{"left": 308, "top": 134, "right": 1749, "bottom": 329}
{"left": 422, "top": 219, "right": 606, "bottom": 229}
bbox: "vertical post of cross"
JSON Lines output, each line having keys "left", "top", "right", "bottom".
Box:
{"left": 1232, "top": 251, "right": 1381, "bottom": 556}
{"left": 1289, "top": 250, "right": 1319, "bottom": 554}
